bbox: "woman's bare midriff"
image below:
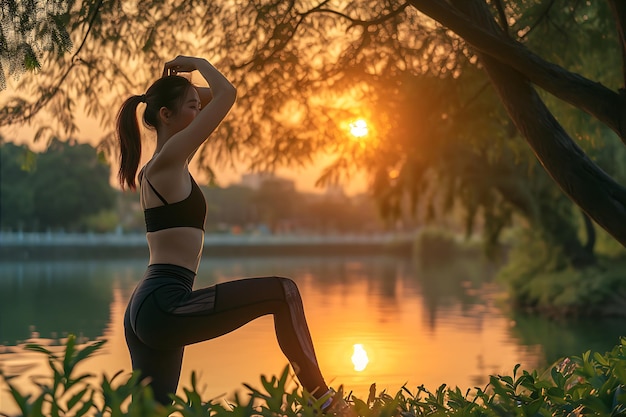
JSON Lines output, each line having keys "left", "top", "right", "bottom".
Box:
{"left": 146, "top": 227, "right": 204, "bottom": 273}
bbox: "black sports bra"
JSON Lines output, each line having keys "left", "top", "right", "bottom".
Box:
{"left": 143, "top": 175, "right": 207, "bottom": 232}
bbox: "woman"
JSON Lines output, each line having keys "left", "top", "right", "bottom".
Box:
{"left": 118, "top": 56, "right": 344, "bottom": 412}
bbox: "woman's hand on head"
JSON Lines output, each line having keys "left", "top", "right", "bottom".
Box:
{"left": 162, "top": 56, "right": 207, "bottom": 77}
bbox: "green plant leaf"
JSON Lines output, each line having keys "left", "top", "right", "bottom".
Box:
{"left": 71, "top": 339, "right": 107, "bottom": 367}
{"left": 24, "top": 343, "right": 54, "bottom": 356}
{"left": 67, "top": 387, "right": 90, "bottom": 410}
{"left": 74, "top": 395, "right": 95, "bottom": 417}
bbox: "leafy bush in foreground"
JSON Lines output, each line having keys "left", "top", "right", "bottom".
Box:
{"left": 1, "top": 335, "right": 626, "bottom": 416}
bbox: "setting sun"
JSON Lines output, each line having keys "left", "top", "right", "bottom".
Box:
{"left": 352, "top": 344, "right": 369, "bottom": 372}
{"left": 349, "top": 119, "right": 369, "bottom": 138}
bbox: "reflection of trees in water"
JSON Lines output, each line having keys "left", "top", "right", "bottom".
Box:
{"left": 414, "top": 252, "right": 501, "bottom": 330}
{"left": 508, "top": 313, "right": 626, "bottom": 366}
{"left": 0, "top": 255, "right": 507, "bottom": 347}
{"left": 199, "top": 253, "right": 502, "bottom": 326}
{"left": 412, "top": 250, "right": 626, "bottom": 367}
{"left": 0, "top": 261, "right": 130, "bottom": 345}
{"left": 196, "top": 254, "right": 413, "bottom": 303}
{"left": 198, "top": 255, "right": 407, "bottom": 285}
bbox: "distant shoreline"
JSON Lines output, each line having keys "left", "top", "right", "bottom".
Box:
{"left": 0, "top": 232, "right": 415, "bottom": 260}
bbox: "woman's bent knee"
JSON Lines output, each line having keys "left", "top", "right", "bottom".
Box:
{"left": 276, "top": 276, "right": 297, "bottom": 288}
{"left": 276, "top": 277, "right": 303, "bottom": 301}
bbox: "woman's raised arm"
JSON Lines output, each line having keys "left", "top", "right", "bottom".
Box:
{"left": 157, "top": 56, "right": 236, "bottom": 166}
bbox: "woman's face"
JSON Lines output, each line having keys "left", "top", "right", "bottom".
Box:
{"left": 169, "top": 87, "right": 201, "bottom": 134}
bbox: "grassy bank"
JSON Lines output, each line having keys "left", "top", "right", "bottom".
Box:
{"left": 1, "top": 335, "right": 625, "bottom": 416}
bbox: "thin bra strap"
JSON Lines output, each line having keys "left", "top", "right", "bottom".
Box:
{"left": 144, "top": 177, "right": 169, "bottom": 205}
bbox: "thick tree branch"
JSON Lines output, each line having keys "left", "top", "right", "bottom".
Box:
{"left": 449, "top": 0, "right": 626, "bottom": 246}
{"left": 407, "top": 0, "right": 626, "bottom": 141}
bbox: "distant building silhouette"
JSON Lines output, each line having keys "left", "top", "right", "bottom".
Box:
{"left": 324, "top": 184, "right": 346, "bottom": 198}
{"left": 240, "top": 172, "right": 295, "bottom": 191}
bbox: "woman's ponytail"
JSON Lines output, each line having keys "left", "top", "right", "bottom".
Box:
{"left": 116, "top": 95, "right": 144, "bottom": 190}
{"left": 116, "top": 76, "right": 193, "bottom": 190}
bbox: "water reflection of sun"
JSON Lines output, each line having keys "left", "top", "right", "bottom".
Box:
{"left": 352, "top": 344, "right": 369, "bottom": 372}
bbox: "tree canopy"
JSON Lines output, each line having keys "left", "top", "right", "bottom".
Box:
{"left": 0, "top": 139, "right": 115, "bottom": 231}
{"left": 2, "top": 0, "right": 626, "bottom": 247}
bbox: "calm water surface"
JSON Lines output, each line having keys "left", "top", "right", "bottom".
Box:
{"left": 1, "top": 255, "right": 625, "bottom": 413}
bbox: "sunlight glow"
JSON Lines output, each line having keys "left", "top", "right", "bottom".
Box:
{"left": 352, "top": 344, "right": 369, "bottom": 372}
{"left": 349, "top": 119, "right": 369, "bottom": 138}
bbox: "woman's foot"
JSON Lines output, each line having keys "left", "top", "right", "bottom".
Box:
{"left": 321, "top": 386, "right": 356, "bottom": 417}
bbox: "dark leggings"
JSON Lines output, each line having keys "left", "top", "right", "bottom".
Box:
{"left": 123, "top": 264, "right": 328, "bottom": 404}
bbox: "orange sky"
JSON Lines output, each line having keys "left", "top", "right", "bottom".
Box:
{"left": 0, "top": 106, "right": 368, "bottom": 195}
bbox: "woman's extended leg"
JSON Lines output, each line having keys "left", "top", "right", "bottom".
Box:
{"left": 212, "top": 276, "right": 329, "bottom": 396}
{"left": 140, "top": 276, "right": 329, "bottom": 397}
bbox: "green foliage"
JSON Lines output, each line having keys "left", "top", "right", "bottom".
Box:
{"left": 499, "top": 231, "right": 626, "bottom": 317}
{"left": 0, "top": 139, "right": 116, "bottom": 231}
{"left": 0, "top": 334, "right": 104, "bottom": 417}
{"left": 3, "top": 335, "right": 626, "bottom": 416}
{"left": 0, "top": 141, "right": 37, "bottom": 228}
{"left": 0, "top": 0, "right": 73, "bottom": 89}
{"left": 81, "top": 210, "right": 119, "bottom": 233}
{"left": 512, "top": 1, "right": 620, "bottom": 89}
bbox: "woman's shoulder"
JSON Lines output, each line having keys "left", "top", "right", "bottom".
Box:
{"left": 138, "top": 158, "right": 158, "bottom": 182}
{"left": 144, "top": 155, "right": 190, "bottom": 184}
{"left": 142, "top": 154, "right": 164, "bottom": 177}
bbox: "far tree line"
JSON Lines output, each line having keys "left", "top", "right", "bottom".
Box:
{"left": 1, "top": 139, "right": 115, "bottom": 232}
{"left": 0, "top": 139, "right": 390, "bottom": 234}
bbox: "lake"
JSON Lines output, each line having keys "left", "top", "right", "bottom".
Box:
{"left": 1, "top": 255, "right": 625, "bottom": 414}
